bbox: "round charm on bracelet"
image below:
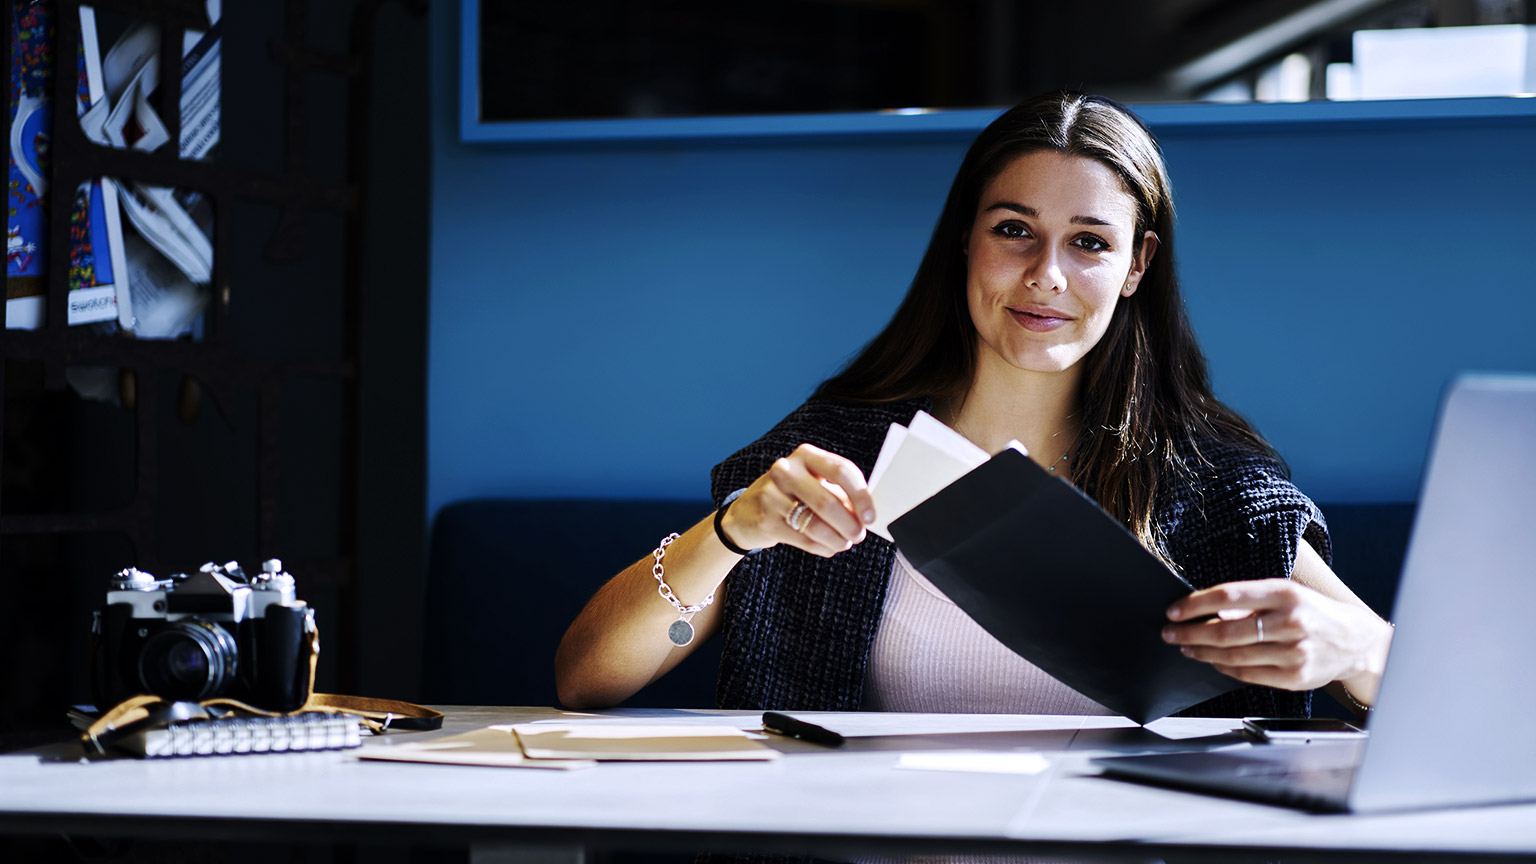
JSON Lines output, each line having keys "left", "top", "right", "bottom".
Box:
{"left": 668, "top": 618, "right": 696, "bottom": 647}
{"left": 652, "top": 531, "right": 714, "bottom": 647}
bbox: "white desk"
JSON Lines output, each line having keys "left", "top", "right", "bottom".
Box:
{"left": 3, "top": 707, "right": 1534, "bottom": 862}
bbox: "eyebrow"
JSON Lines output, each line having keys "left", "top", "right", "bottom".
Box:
{"left": 984, "top": 201, "right": 1115, "bottom": 227}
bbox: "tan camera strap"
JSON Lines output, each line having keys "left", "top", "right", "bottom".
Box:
{"left": 83, "top": 620, "right": 443, "bottom": 755}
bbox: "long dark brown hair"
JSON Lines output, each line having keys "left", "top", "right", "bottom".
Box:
{"left": 814, "top": 92, "right": 1277, "bottom": 562}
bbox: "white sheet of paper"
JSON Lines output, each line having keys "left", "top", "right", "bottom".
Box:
{"left": 866, "top": 423, "right": 908, "bottom": 489}
{"left": 514, "top": 724, "right": 751, "bottom": 739}
{"left": 799, "top": 712, "right": 1138, "bottom": 738}
{"left": 511, "top": 724, "right": 779, "bottom": 761}
{"left": 897, "top": 751, "right": 1051, "bottom": 775}
{"left": 866, "top": 410, "right": 999, "bottom": 541}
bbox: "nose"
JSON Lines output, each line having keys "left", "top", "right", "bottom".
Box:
{"left": 1023, "top": 243, "right": 1066, "bottom": 293}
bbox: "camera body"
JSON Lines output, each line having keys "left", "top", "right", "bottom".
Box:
{"left": 92, "top": 559, "right": 315, "bottom": 712}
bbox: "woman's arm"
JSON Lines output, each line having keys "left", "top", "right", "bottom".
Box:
{"left": 554, "top": 513, "right": 736, "bottom": 710}
{"left": 554, "top": 444, "right": 876, "bottom": 710}
{"left": 1161, "top": 539, "right": 1395, "bottom": 714}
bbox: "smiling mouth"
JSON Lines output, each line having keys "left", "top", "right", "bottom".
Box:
{"left": 1008, "top": 308, "right": 1071, "bottom": 331}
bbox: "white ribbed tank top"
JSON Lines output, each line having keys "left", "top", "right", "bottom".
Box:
{"left": 861, "top": 552, "right": 1110, "bottom": 715}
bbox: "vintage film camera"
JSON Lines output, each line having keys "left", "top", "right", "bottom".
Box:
{"left": 91, "top": 559, "right": 316, "bottom": 712}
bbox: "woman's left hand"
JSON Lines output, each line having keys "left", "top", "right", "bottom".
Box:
{"left": 1162, "top": 578, "right": 1391, "bottom": 693}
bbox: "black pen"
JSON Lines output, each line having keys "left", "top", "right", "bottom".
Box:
{"left": 762, "top": 711, "right": 846, "bottom": 748}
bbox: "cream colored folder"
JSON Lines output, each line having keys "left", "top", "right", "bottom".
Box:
{"left": 356, "top": 726, "right": 595, "bottom": 770}
{"left": 511, "top": 724, "right": 780, "bottom": 761}
{"left": 358, "top": 723, "right": 780, "bottom": 768}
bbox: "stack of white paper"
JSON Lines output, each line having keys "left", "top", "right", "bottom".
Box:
{"left": 866, "top": 411, "right": 1023, "bottom": 542}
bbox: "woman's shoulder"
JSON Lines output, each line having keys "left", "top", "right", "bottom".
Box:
{"left": 710, "top": 397, "right": 930, "bottom": 503}
{"left": 1170, "top": 434, "right": 1296, "bottom": 501}
{"left": 1159, "top": 432, "right": 1330, "bottom": 582}
{"left": 768, "top": 397, "right": 930, "bottom": 447}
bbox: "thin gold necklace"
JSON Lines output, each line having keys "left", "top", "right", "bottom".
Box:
{"left": 1045, "top": 446, "right": 1072, "bottom": 473}
{"left": 946, "top": 402, "right": 1077, "bottom": 473}
{"left": 1043, "top": 423, "right": 1077, "bottom": 474}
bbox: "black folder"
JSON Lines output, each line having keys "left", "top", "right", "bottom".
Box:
{"left": 888, "top": 447, "right": 1241, "bottom": 724}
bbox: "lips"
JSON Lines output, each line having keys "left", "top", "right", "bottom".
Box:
{"left": 1008, "top": 305, "right": 1072, "bottom": 332}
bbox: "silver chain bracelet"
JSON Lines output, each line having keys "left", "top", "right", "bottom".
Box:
{"left": 653, "top": 533, "right": 715, "bottom": 647}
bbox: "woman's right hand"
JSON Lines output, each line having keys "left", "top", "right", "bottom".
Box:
{"left": 557, "top": 442, "right": 874, "bottom": 709}
{"left": 719, "top": 443, "right": 876, "bottom": 558}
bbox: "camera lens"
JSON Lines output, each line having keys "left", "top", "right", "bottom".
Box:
{"left": 139, "top": 619, "right": 239, "bottom": 700}
{"left": 164, "top": 640, "right": 209, "bottom": 684}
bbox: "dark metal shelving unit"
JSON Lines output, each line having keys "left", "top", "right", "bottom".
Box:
{"left": 3, "top": 0, "right": 424, "bottom": 691}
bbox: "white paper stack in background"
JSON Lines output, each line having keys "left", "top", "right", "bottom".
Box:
{"left": 866, "top": 411, "right": 1023, "bottom": 542}
{"left": 1353, "top": 24, "right": 1536, "bottom": 99}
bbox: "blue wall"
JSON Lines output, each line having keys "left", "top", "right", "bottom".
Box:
{"left": 430, "top": 2, "right": 1536, "bottom": 520}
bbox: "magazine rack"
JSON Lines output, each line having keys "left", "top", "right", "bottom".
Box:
{"left": 1, "top": 0, "right": 423, "bottom": 695}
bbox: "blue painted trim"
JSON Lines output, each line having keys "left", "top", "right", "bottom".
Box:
{"left": 458, "top": 0, "right": 480, "bottom": 142}
{"left": 1134, "top": 96, "right": 1536, "bottom": 128}
{"left": 461, "top": 108, "right": 1009, "bottom": 144}
{"left": 460, "top": 94, "right": 1536, "bottom": 146}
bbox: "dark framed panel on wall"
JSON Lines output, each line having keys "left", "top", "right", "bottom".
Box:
{"left": 459, "top": 0, "right": 1536, "bottom": 144}
{"left": 458, "top": 0, "right": 1005, "bottom": 143}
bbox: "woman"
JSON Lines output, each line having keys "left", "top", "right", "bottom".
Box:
{"left": 555, "top": 92, "right": 1393, "bottom": 720}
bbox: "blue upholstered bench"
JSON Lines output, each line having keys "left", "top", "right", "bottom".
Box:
{"left": 422, "top": 499, "right": 720, "bottom": 707}
{"left": 1315, "top": 503, "right": 1415, "bottom": 619}
{"left": 421, "top": 498, "right": 1415, "bottom": 709}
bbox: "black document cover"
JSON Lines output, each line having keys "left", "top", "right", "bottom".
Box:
{"left": 888, "top": 448, "right": 1241, "bottom": 724}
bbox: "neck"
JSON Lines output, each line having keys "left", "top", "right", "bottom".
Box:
{"left": 946, "top": 355, "right": 1082, "bottom": 469}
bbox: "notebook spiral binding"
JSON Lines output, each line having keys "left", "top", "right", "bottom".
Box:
{"left": 125, "top": 712, "right": 363, "bottom": 758}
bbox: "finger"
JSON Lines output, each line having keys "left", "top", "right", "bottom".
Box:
{"left": 1163, "top": 612, "right": 1261, "bottom": 648}
{"left": 1208, "top": 663, "right": 1310, "bottom": 691}
{"left": 1167, "top": 607, "right": 1308, "bottom": 648}
{"left": 797, "top": 444, "right": 876, "bottom": 527}
{"left": 767, "top": 486, "right": 852, "bottom": 557}
{"left": 774, "top": 503, "right": 852, "bottom": 558}
{"left": 1177, "top": 641, "right": 1297, "bottom": 668}
{"left": 1166, "top": 579, "right": 1298, "bottom": 622}
{"left": 792, "top": 511, "right": 856, "bottom": 558}
{"left": 773, "top": 451, "right": 865, "bottom": 543}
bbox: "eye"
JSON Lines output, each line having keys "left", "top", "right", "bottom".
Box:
{"left": 1073, "top": 234, "right": 1111, "bottom": 253}
{"left": 991, "top": 221, "right": 1030, "bottom": 239}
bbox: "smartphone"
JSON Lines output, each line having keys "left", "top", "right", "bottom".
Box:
{"left": 1242, "top": 717, "right": 1366, "bottom": 742}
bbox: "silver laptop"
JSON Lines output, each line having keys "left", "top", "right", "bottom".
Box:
{"left": 1094, "top": 374, "right": 1536, "bottom": 812}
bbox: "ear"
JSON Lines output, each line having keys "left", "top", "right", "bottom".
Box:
{"left": 1121, "top": 230, "right": 1158, "bottom": 297}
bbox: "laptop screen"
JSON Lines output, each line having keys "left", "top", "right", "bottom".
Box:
{"left": 1344, "top": 375, "right": 1536, "bottom": 811}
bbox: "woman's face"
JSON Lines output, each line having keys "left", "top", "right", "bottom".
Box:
{"left": 965, "top": 150, "right": 1157, "bottom": 379}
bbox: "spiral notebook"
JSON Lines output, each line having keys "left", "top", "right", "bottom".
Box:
{"left": 124, "top": 713, "right": 363, "bottom": 758}
{"left": 70, "top": 706, "right": 363, "bottom": 758}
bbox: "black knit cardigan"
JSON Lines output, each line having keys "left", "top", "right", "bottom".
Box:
{"left": 708, "top": 397, "right": 1331, "bottom": 719}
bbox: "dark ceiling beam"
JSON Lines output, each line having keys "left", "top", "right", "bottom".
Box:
{"left": 1157, "top": 0, "right": 1402, "bottom": 96}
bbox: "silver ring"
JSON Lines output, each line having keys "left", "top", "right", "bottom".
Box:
{"left": 1255, "top": 617, "right": 1265, "bottom": 643}
{"left": 785, "top": 501, "right": 812, "bottom": 533}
